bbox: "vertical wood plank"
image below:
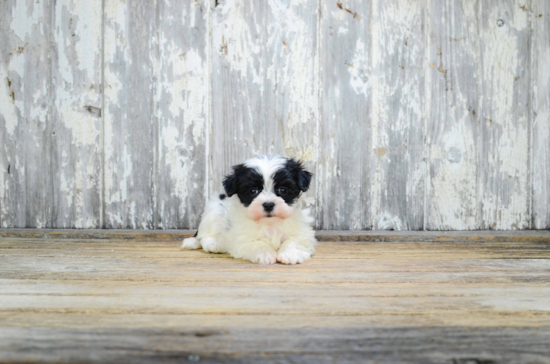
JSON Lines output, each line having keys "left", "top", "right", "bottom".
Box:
{"left": 532, "top": 0, "right": 550, "bottom": 229}
{"left": 0, "top": 0, "right": 52, "bottom": 228}
{"left": 370, "top": 0, "right": 425, "bottom": 230}
{"left": 103, "top": 0, "right": 157, "bottom": 229}
{"left": 209, "top": 0, "right": 319, "bottom": 213}
{"left": 50, "top": 0, "right": 103, "bottom": 228}
{"left": 155, "top": 0, "right": 208, "bottom": 229}
{"left": 318, "top": 0, "right": 372, "bottom": 229}
{"left": 426, "top": 0, "right": 482, "bottom": 230}
{"left": 479, "top": 0, "right": 531, "bottom": 230}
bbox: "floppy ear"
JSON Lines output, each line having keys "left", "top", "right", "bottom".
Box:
{"left": 298, "top": 169, "right": 312, "bottom": 192}
{"left": 287, "top": 158, "right": 313, "bottom": 192}
{"left": 222, "top": 164, "right": 244, "bottom": 197}
{"left": 222, "top": 173, "right": 237, "bottom": 197}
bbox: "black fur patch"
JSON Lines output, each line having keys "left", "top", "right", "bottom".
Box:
{"left": 219, "top": 194, "right": 226, "bottom": 200}
{"left": 223, "top": 164, "right": 264, "bottom": 207}
{"left": 273, "top": 158, "right": 313, "bottom": 206}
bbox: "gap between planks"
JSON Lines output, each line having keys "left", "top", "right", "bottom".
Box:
{"left": 0, "top": 229, "right": 549, "bottom": 242}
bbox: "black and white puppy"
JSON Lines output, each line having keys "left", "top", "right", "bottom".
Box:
{"left": 181, "top": 155, "right": 316, "bottom": 264}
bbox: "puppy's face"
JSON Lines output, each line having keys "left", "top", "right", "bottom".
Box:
{"left": 222, "top": 156, "right": 312, "bottom": 222}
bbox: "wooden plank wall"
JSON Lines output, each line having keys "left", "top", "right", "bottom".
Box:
{"left": 1, "top": 0, "right": 548, "bottom": 230}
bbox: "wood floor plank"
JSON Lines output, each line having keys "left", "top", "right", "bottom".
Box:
{"left": 1, "top": 326, "right": 549, "bottom": 364}
{"left": 0, "top": 235, "right": 549, "bottom": 363}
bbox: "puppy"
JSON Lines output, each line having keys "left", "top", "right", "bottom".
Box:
{"left": 181, "top": 155, "right": 316, "bottom": 264}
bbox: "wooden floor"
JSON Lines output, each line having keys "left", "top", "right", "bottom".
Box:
{"left": 1, "top": 231, "right": 550, "bottom": 363}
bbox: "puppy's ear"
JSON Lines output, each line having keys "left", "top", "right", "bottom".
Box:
{"left": 222, "top": 173, "right": 237, "bottom": 197}
{"left": 298, "top": 169, "right": 312, "bottom": 192}
{"left": 287, "top": 158, "right": 313, "bottom": 192}
{"left": 222, "top": 164, "right": 243, "bottom": 197}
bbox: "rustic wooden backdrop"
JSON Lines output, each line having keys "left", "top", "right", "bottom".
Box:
{"left": 1, "top": 0, "right": 549, "bottom": 230}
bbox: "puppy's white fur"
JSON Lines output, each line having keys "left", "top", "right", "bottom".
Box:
{"left": 181, "top": 155, "right": 316, "bottom": 264}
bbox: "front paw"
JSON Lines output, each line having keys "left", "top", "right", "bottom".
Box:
{"left": 251, "top": 249, "right": 277, "bottom": 265}
{"left": 277, "top": 248, "right": 310, "bottom": 265}
{"left": 201, "top": 237, "right": 223, "bottom": 253}
{"left": 181, "top": 237, "right": 200, "bottom": 250}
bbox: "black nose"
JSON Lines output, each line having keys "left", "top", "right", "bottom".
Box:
{"left": 262, "top": 202, "right": 275, "bottom": 212}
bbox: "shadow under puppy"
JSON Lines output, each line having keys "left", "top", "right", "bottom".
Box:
{"left": 181, "top": 155, "right": 316, "bottom": 264}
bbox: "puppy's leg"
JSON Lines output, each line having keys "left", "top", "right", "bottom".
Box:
{"left": 200, "top": 237, "right": 225, "bottom": 253}
{"left": 181, "top": 194, "right": 229, "bottom": 253}
{"left": 230, "top": 241, "right": 278, "bottom": 265}
{"left": 276, "top": 240, "right": 314, "bottom": 265}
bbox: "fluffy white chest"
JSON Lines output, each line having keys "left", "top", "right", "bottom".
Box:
{"left": 261, "top": 225, "right": 287, "bottom": 250}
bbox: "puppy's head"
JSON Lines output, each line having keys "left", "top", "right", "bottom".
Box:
{"left": 222, "top": 155, "right": 312, "bottom": 221}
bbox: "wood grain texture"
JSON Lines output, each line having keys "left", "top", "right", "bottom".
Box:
{"left": 1, "top": 326, "right": 549, "bottom": 364}
{"left": 155, "top": 0, "right": 208, "bottom": 229}
{"left": 103, "top": 0, "right": 157, "bottom": 228}
{"left": 209, "top": 0, "right": 318, "bottom": 212}
{"left": 318, "top": 0, "right": 372, "bottom": 230}
{"left": 371, "top": 0, "right": 425, "bottom": 230}
{"left": 0, "top": 0, "right": 53, "bottom": 228}
{"left": 426, "top": 0, "right": 482, "bottom": 230}
{"left": 51, "top": 0, "right": 103, "bottom": 228}
{"left": 2, "top": 228, "right": 549, "bottom": 242}
{"left": 479, "top": 0, "right": 532, "bottom": 230}
{"left": 2, "top": 326, "right": 550, "bottom": 364}
{"left": 532, "top": 0, "right": 550, "bottom": 229}
{"left": 1, "top": 235, "right": 550, "bottom": 363}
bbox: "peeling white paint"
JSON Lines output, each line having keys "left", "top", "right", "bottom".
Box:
{"left": 0, "top": 66, "right": 18, "bottom": 136}
{"left": 268, "top": 0, "right": 318, "bottom": 162}
{"left": 429, "top": 120, "right": 479, "bottom": 229}
{"left": 377, "top": 212, "right": 403, "bottom": 230}
{"left": 480, "top": 3, "right": 530, "bottom": 230}
{"left": 48, "top": 0, "right": 103, "bottom": 228}
{"left": 61, "top": 108, "right": 99, "bottom": 146}
{"left": 104, "top": 0, "right": 130, "bottom": 64}
{"left": 337, "top": 26, "right": 348, "bottom": 35}
{"left": 73, "top": 2, "right": 102, "bottom": 78}
{"left": 10, "top": 0, "right": 43, "bottom": 41}
{"left": 161, "top": 48, "right": 205, "bottom": 131}
{"left": 9, "top": 52, "right": 26, "bottom": 79}
{"left": 347, "top": 39, "right": 370, "bottom": 96}
{"left": 1, "top": 0, "right": 548, "bottom": 230}
{"left": 153, "top": 0, "right": 210, "bottom": 228}
{"left": 214, "top": 0, "right": 262, "bottom": 85}
{"left": 370, "top": 0, "right": 425, "bottom": 230}
{"left": 160, "top": 125, "right": 191, "bottom": 205}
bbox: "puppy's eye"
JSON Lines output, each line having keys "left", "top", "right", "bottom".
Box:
{"left": 249, "top": 188, "right": 259, "bottom": 196}
{"left": 277, "top": 187, "right": 287, "bottom": 196}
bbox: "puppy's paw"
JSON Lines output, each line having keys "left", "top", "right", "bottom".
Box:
{"left": 181, "top": 237, "right": 200, "bottom": 250}
{"left": 250, "top": 249, "right": 277, "bottom": 265}
{"left": 201, "top": 237, "right": 222, "bottom": 253}
{"left": 277, "top": 248, "right": 311, "bottom": 265}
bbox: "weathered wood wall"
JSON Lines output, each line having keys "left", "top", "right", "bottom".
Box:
{"left": 1, "top": 0, "right": 548, "bottom": 230}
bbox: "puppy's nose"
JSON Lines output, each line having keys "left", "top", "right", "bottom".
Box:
{"left": 262, "top": 202, "right": 275, "bottom": 212}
